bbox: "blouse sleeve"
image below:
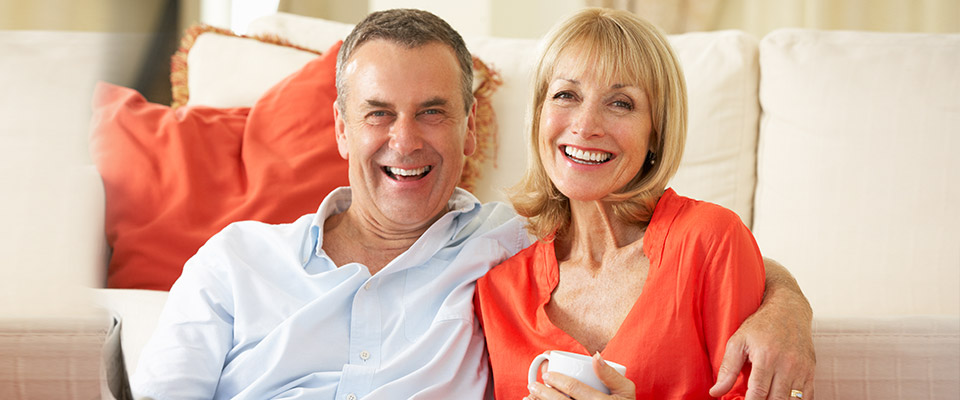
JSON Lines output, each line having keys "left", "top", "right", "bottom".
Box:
{"left": 697, "top": 208, "right": 766, "bottom": 400}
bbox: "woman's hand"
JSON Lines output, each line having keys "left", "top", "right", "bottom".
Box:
{"left": 525, "top": 353, "right": 635, "bottom": 400}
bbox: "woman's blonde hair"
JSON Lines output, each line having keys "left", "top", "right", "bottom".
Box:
{"left": 510, "top": 8, "right": 688, "bottom": 240}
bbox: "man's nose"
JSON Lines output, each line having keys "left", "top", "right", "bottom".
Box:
{"left": 388, "top": 114, "right": 424, "bottom": 155}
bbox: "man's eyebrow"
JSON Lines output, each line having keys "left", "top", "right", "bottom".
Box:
{"left": 364, "top": 99, "right": 392, "bottom": 108}
{"left": 420, "top": 97, "right": 448, "bottom": 108}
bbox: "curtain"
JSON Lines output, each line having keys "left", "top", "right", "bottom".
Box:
{"left": 586, "top": 0, "right": 722, "bottom": 33}
{"left": 587, "top": 0, "right": 959, "bottom": 36}
{"left": 277, "top": 0, "right": 367, "bottom": 24}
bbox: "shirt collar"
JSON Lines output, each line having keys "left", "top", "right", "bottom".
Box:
{"left": 300, "top": 187, "right": 483, "bottom": 267}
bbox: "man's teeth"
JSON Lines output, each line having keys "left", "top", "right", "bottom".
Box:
{"left": 388, "top": 166, "right": 431, "bottom": 177}
{"left": 564, "top": 146, "right": 612, "bottom": 163}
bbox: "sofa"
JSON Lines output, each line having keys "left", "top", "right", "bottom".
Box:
{"left": 2, "top": 11, "right": 958, "bottom": 400}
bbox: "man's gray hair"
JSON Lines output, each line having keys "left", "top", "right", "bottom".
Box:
{"left": 335, "top": 8, "right": 474, "bottom": 114}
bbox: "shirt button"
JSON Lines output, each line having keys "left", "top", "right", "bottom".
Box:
{"left": 360, "top": 350, "right": 370, "bottom": 361}
{"left": 346, "top": 394, "right": 357, "bottom": 400}
{"left": 364, "top": 282, "right": 371, "bottom": 290}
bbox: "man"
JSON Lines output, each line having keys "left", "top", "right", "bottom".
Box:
{"left": 133, "top": 9, "right": 814, "bottom": 400}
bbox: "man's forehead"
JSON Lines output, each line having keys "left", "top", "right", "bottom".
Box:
{"left": 345, "top": 38, "right": 453, "bottom": 69}
{"left": 340, "top": 41, "right": 464, "bottom": 110}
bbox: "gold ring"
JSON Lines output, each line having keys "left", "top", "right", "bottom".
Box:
{"left": 790, "top": 389, "right": 804, "bottom": 398}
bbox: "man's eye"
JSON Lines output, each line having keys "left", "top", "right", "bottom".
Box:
{"left": 365, "top": 111, "right": 394, "bottom": 124}
{"left": 419, "top": 109, "right": 445, "bottom": 123}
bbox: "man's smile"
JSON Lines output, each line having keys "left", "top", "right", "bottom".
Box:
{"left": 383, "top": 165, "right": 433, "bottom": 181}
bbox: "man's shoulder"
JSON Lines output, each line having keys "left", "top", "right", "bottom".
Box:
{"left": 197, "top": 213, "right": 317, "bottom": 259}
{"left": 455, "top": 201, "right": 521, "bottom": 236}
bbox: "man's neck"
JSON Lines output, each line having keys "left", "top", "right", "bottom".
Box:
{"left": 321, "top": 206, "right": 440, "bottom": 275}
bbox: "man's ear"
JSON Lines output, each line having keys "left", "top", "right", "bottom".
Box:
{"left": 463, "top": 99, "right": 478, "bottom": 157}
{"left": 333, "top": 101, "right": 349, "bottom": 160}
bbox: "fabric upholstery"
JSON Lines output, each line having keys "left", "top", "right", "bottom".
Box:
{"left": 752, "top": 29, "right": 960, "bottom": 317}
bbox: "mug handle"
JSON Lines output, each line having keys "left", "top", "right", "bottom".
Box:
{"left": 527, "top": 351, "right": 552, "bottom": 386}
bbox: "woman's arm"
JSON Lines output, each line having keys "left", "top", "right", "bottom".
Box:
{"left": 709, "top": 258, "right": 816, "bottom": 400}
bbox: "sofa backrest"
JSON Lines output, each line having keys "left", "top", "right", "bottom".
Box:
{"left": 753, "top": 29, "right": 960, "bottom": 317}
{"left": 192, "top": 13, "right": 960, "bottom": 318}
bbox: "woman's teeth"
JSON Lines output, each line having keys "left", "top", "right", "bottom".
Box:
{"left": 564, "top": 146, "right": 612, "bottom": 164}
{"left": 387, "top": 166, "right": 431, "bottom": 177}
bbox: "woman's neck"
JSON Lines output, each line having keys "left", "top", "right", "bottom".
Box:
{"left": 555, "top": 199, "right": 647, "bottom": 265}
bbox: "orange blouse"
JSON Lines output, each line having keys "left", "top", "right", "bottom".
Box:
{"left": 476, "top": 189, "right": 764, "bottom": 399}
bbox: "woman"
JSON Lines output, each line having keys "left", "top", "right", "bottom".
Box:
{"left": 475, "top": 8, "right": 764, "bottom": 399}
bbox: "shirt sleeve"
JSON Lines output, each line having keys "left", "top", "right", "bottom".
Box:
{"left": 130, "top": 254, "right": 235, "bottom": 400}
{"left": 697, "top": 208, "right": 766, "bottom": 400}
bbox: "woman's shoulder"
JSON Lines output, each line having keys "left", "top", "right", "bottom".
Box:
{"left": 653, "top": 188, "right": 751, "bottom": 241}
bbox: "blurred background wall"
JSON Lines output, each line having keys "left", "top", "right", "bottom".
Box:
{"left": 2, "top": 0, "right": 955, "bottom": 104}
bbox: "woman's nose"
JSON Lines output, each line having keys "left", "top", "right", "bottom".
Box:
{"left": 571, "top": 106, "right": 604, "bottom": 138}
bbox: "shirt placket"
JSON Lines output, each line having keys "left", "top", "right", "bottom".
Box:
{"left": 337, "top": 274, "right": 382, "bottom": 400}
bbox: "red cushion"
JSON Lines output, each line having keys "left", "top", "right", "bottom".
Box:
{"left": 91, "top": 41, "right": 347, "bottom": 290}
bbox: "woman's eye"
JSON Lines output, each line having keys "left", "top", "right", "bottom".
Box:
{"left": 552, "top": 91, "right": 575, "bottom": 100}
{"left": 612, "top": 100, "right": 633, "bottom": 110}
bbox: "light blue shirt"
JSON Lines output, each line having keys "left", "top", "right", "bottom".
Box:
{"left": 132, "top": 188, "right": 527, "bottom": 399}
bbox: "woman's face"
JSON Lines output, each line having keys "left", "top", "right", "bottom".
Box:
{"left": 538, "top": 49, "right": 654, "bottom": 202}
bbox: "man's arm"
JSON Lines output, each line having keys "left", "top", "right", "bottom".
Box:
{"left": 131, "top": 258, "right": 234, "bottom": 400}
{"left": 709, "top": 257, "right": 816, "bottom": 400}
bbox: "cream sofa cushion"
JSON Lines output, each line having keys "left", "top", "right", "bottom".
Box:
{"left": 185, "top": 33, "right": 319, "bottom": 108}
{"left": 753, "top": 29, "right": 960, "bottom": 317}
{"left": 667, "top": 31, "right": 759, "bottom": 227}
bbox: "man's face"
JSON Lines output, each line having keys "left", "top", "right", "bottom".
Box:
{"left": 334, "top": 39, "right": 477, "bottom": 232}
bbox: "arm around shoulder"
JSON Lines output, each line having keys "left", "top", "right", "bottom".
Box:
{"left": 710, "top": 258, "right": 816, "bottom": 400}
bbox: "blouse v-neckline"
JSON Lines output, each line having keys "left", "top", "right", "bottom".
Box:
{"left": 533, "top": 237, "right": 655, "bottom": 357}
{"left": 531, "top": 189, "right": 680, "bottom": 357}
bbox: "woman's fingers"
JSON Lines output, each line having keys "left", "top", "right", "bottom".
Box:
{"left": 541, "top": 372, "right": 603, "bottom": 399}
{"left": 527, "top": 380, "right": 582, "bottom": 400}
{"left": 592, "top": 353, "right": 635, "bottom": 398}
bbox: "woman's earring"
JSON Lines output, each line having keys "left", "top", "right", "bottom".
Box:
{"left": 646, "top": 151, "right": 657, "bottom": 166}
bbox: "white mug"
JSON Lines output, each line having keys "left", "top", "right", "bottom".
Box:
{"left": 527, "top": 350, "right": 628, "bottom": 394}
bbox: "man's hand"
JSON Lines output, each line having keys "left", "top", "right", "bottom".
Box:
{"left": 709, "top": 257, "right": 816, "bottom": 400}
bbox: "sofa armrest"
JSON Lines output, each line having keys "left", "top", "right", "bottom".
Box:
{"left": 812, "top": 315, "right": 960, "bottom": 400}
{"left": 0, "top": 165, "right": 107, "bottom": 318}
{"left": 0, "top": 314, "right": 113, "bottom": 398}
{"left": 93, "top": 289, "right": 169, "bottom": 382}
